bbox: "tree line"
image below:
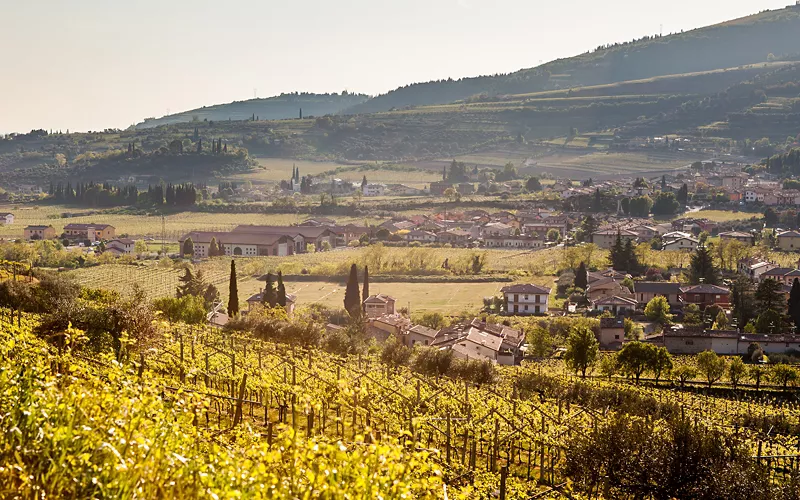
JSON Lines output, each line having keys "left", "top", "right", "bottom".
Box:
{"left": 48, "top": 181, "right": 139, "bottom": 207}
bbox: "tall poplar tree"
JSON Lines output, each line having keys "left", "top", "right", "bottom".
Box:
{"left": 263, "top": 272, "right": 277, "bottom": 307}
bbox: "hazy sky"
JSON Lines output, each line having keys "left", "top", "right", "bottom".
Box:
{"left": 0, "top": 0, "right": 790, "bottom": 134}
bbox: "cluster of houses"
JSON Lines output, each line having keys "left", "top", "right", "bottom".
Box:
{"left": 381, "top": 208, "right": 567, "bottom": 248}
{"left": 595, "top": 255, "right": 800, "bottom": 355}
{"left": 324, "top": 293, "right": 529, "bottom": 366}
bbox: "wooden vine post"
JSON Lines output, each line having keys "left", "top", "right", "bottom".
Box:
{"left": 233, "top": 373, "right": 248, "bottom": 426}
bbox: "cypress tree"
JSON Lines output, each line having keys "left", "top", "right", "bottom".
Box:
{"left": 263, "top": 272, "right": 277, "bottom": 307}
{"left": 228, "top": 260, "right": 239, "bottom": 316}
{"left": 575, "top": 261, "right": 588, "bottom": 290}
{"left": 789, "top": 278, "right": 800, "bottom": 329}
{"left": 277, "top": 271, "right": 287, "bottom": 307}
{"left": 344, "top": 264, "right": 361, "bottom": 317}
{"left": 182, "top": 237, "right": 194, "bottom": 257}
{"left": 610, "top": 232, "right": 624, "bottom": 270}
{"left": 362, "top": 266, "right": 370, "bottom": 309}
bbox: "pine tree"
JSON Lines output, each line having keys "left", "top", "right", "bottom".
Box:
{"left": 228, "top": 260, "right": 239, "bottom": 316}
{"left": 362, "top": 266, "right": 370, "bottom": 309}
{"left": 660, "top": 175, "right": 667, "bottom": 190}
{"left": 688, "top": 245, "right": 719, "bottom": 285}
{"left": 575, "top": 262, "right": 588, "bottom": 290}
{"left": 176, "top": 268, "right": 195, "bottom": 298}
{"left": 277, "top": 271, "right": 287, "bottom": 307}
{"left": 731, "top": 275, "right": 756, "bottom": 330}
{"left": 361, "top": 175, "right": 368, "bottom": 189}
{"left": 344, "top": 264, "right": 361, "bottom": 317}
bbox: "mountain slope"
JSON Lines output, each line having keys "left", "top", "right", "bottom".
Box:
{"left": 344, "top": 6, "right": 800, "bottom": 114}
{"left": 136, "top": 92, "right": 369, "bottom": 129}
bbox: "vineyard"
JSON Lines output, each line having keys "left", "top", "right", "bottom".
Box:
{"left": 3, "top": 307, "right": 800, "bottom": 498}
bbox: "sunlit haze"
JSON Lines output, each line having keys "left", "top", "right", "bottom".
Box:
{"left": 0, "top": 0, "right": 791, "bottom": 133}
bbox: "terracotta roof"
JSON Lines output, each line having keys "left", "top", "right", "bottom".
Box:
{"left": 464, "top": 327, "right": 503, "bottom": 352}
{"left": 501, "top": 283, "right": 551, "bottom": 294}
{"left": 763, "top": 267, "right": 794, "bottom": 276}
{"left": 680, "top": 284, "right": 730, "bottom": 294}
{"left": 64, "top": 223, "right": 114, "bottom": 230}
{"left": 246, "top": 292, "right": 296, "bottom": 303}
{"left": 593, "top": 295, "right": 638, "bottom": 306}
{"left": 633, "top": 282, "right": 680, "bottom": 294}
{"left": 364, "top": 294, "right": 395, "bottom": 304}
{"left": 408, "top": 325, "right": 439, "bottom": 339}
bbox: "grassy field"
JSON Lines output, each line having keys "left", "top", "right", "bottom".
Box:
{"left": 64, "top": 247, "right": 567, "bottom": 313}
{"left": 680, "top": 209, "right": 763, "bottom": 222}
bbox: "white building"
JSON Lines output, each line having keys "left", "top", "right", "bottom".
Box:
{"left": 662, "top": 236, "right": 699, "bottom": 251}
{"left": 362, "top": 183, "right": 386, "bottom": 196}
{"left": 500, "top": 283, "right": 551, "bottom": 315}
{"left": 0, "top": 213, "right": 14, "bottom": 225}
{"left": 107, "top": 238, "right": 136, "bottom": 254}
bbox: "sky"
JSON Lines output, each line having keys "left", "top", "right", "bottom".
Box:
{"left": 0, "top": 0, "right": 791, "bottom": 134}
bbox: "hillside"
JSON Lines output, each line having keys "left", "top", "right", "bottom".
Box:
{"left": 135, "top": 92, "right": 369, "bottom": 129}
{"left": 344, "top": 6, "right": 800, "bottom": 114}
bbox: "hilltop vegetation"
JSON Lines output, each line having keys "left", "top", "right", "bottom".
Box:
{"left": 136, "top": 92, "right": 369, "bottom": 129}
{"left": 344, "top": 7, "right": 800, "bottom": 114}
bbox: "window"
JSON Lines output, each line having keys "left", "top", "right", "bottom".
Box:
{"left": 524, "top": 295, "right": 529, "bottom": 300}
{"left": 524, "top": 305, "right": 528, "bottom": 311}
{"left": 614, "top": 335, "right": 620, "bottom": 340}
{"left": 686, "top": 340, "right": 694, "bottom": 345}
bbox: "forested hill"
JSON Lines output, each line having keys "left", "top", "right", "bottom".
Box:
{"left": 343, "top": 6, "right": 800, "bottom": 114}
{"left": 135, "top": 92, "right": 369, "bottom": 129}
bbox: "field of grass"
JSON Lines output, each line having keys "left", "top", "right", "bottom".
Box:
{"left": 64, "top": 247, "right": 567, "bottom": 312}
{"left": 681, "top": 209, "right": 763, "bottom": 222}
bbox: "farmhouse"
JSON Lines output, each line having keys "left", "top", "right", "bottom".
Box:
{"left": 107, "top": 238, "right": 136, "bottom": 254}
{"left": 405, "top": 230, "right": 437, "bottom": 243}
{"left": 483, "top": 235, "right": 545, "bottom": 249}
{"left": 598, "top": 317, "right": 625, "bottom": 350}
{"left": 661, "top": 236, "right": 699, "bottom": 251}
{"left": 437, "top": 229, "right": 471, "bottom": 246}
{"left": 0, "top": 213, "right": 14, "bottom": 225}
{"left": 586, "top": 277, "right": 632, "bottom": 302}
{"left": 362, "top": 183, "right": 386, "bottom": 196}
{"left": 591, "top": 229, "right": 637, "bottom": 249}
{"left": 632, "top": 281, "right": 682, "bottom": 307}
{"left": 777, "top": 230, "right": 800, "bottom": 251}
{"left": 738, "top": 257, "right": 776, "bottom": 280}
{"left": 63, "top": 223, "right": 116, "bottom": 242}
{"left": 593, "top": 295, "right": 637, "bottom": 315}
{"left": 718, "top": 231, "right": 755, "bottom": 245}
{"left": 180, "top": 231, "right": 299, "bottom": 258}
{"left": 24, "top": 225, "right": 56, "bottom": 241}
{"left": 245, "top": 291, "right": 297, "bottom": 316}
{"left": 500, "top": 283, "right": 551, "bottom": 315}
{"left": 363, "top": 294, "right": 397, "bottom": 318}
{"left": 680, "top": 284, "right": 731, "bottom": 309}
{"left": 403, "top": 325, "right": 439, "bottom": 347}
